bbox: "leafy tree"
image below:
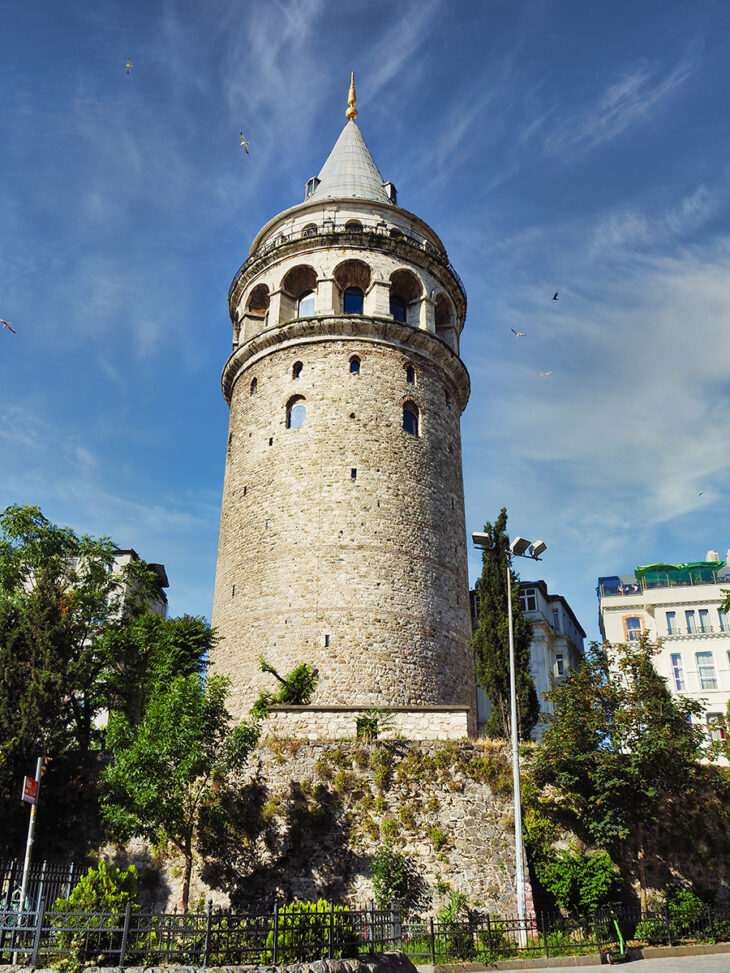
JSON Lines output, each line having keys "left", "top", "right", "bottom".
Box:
{"left": 0, "top": 505, "right": 161, "bottom": 850}
{"left": 531, "top": 638, "right": 708, "bottom": 911}
{"left": 101, "top": 673, "right": 259, "bottom": 911}
{"left": 97, "top": 613, "right": 212, "bottom": 726}
{"left": 534, "top": 849, "right": 622, "bottom": 913}
{"left": 471, "top": 508, "right": 539, "bottom": 740}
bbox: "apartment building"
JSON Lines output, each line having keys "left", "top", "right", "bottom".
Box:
{"left": 598, "top": 551, "right": 730, "bottom": 742}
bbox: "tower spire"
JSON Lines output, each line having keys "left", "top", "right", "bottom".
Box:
{"left": 346, "top": 70, "right": 357, "bottom": 121}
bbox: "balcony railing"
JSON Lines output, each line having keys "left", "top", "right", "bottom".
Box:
{"left": 600, "top": 571, "right": 727, "bottom": 598}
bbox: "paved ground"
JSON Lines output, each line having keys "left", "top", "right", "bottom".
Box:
{"left": 507, "top": 955, "right": 730, "bottom": 973}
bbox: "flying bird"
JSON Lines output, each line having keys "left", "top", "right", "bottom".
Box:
{"left": 552, "top": 292, "right": 559, "bottom": 300}
{"left": 239, "top": 132, "right": 249, "bottom": 153}
{"left": 698, "top": 492, "right": 704, "bottom": 496}
{"left": 510, "top": 329, "right": 526, "bottom": 338}
{"left": 538, "top": 370, "right": 553, "bottom": 376}
{"left": 125, "top": 58, "right": 132, "bottom": 74}
{"left": 1, "top": 319, "right": 15, "bottom": 333}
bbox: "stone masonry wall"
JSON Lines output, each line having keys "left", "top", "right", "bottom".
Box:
{"left": 211, "top": 327, "right": 474, "bottom": 725}
{"left": 262, "top": 707, "right": 470, "bottom": 741}
{"left": 197, "top": 739, "right": 520, "bottom": 916}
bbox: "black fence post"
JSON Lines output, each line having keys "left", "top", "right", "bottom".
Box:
{"left": 30, "top": 900, "right": 45, "bottom": 968}
{"left": 485, "top": 914, "right": 493, "bottom": 963}
{"left": 119, "top": 900, "right": 132, "bottom": 966}
{"left": 328, "top": 900, "right": 333, "bottom": 959}
{"left": 664, "top": 904, "right": 673, "bottom": 947}
{"left": 368, "top": 899, "right": 375, "bottom": 954}
{"left": 541, "top": 912, "right": 549, "bottom": 959}
{"left": 272, "top": 901, "right": 279, "bottom": 966}
{"left": 203, "top": 898, "right": 213, "bottom": 968}
{"left": 391, "top": 900, "right": 402, "bottom": 951}
{"left": 430, "top": 917, "right": 436, "bottom": 965}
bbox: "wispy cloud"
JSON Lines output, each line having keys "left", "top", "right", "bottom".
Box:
{"left": 535, "top": 57, "right": 695, "bottom": 156}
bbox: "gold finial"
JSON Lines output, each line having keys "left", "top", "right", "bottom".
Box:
{"left": 346, "top": 70, "right": 357, "bottom": 121}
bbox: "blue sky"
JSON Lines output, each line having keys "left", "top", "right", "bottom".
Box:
{"left": 2, "top": 0, "right": 730, "bottom": 645}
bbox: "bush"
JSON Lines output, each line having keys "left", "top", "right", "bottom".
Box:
{"left": 535, "top": 849, "right": 622, "bottom": 913}
{"left": 52, "top": 862, "right": 139, "bottom": 967}
{"left": 261, "top": 899, "right": 359, "bottom": 963}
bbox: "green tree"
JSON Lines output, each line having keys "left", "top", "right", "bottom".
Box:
{"left": 471, "top": 508, "right": 539, "bottom": 740}
{"left": 532, "top": 638, "right": 707, "bottom": 911}
{"left": 100, "top": 673, "right": 260, "bottom": 911}
{"left": 0, "top": 505, "right": 162, "bottom": 850}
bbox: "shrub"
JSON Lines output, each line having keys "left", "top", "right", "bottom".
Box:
{"left": 261, "top": 899, "right": 359, "bottom": 963}
{"left": 535, "top": 849, "right": 622, "bottom": 913}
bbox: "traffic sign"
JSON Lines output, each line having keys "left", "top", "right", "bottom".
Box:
{"left": 21, "top": 776, "right": 38, "bottom": 805}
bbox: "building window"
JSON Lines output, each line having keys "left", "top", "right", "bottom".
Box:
{"left": 552, "top": 610, "right": 560, "bottom": 634}
{"left": 298, "top": 290, "right": 316, "bottom": 317}
{"left": 671, "top": 653, "right": 685, "bottom": 690}
{"left": 707, "top": 713, "right": 726, "bottom": 743}
{"left": 324, "top": 634, "right": 330, "bottom": 647}
{"left": 405, "top": 365, "right": 415, "bottom": 385}
{"left": 720, "top": 611, "right": 729, "bottom": 632}
{"left": 555, "top": 653, "right": 565, "bottom": 677}
{"left": 350, "top": 356, "right": 361, "bottom": 374}
{"left": 286, "top": 396, "right": 306, "bottom": 429}
{"left": 666, "top": 611, "right": 677, "bottom": 635}
{"left": 292, "top": 361, "right": 303, "bottom": 379}
{"left": 345, "top": 219, "right": 363, "bottom": 232}
{"left": 302, "top": 223, "right": 318, "bottom": 237}
{"left": 305, "top": 177, "right": 320, "bottom": 198}
{"left": 390, "top": 296, "right": 407, "bottom": 322}
{"left": 625, "top": 616, "right": 642, "bottom": 641}
{"left": 351, "top": 468, "right": 357, "bottom": 480}
{"left": 519, "top": 588, "right": 537, "bottom": 612}
{"left": 699, "top": 608, "right": 711, "bottom": 633}
{"left": 696, "top": 651, "right": 718, "bottom": 690}
{"left": 250, "top": 377, "right": 257, "bottom": 395}
{"left": 344, "top": 286, "right": 364, "bottom": 314}
{"left": 402, "top": 402, "right": 419, "bottom": 435}
{"left": 685, "top": 610, "right": 697, "bottom": 634}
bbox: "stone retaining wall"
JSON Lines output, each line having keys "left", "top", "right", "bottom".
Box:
{"left": 262, "top": 707, "right": 470, "bottom": 741}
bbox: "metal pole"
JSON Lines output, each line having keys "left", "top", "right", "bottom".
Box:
{"left": 506, "top": 560, "right": 527, "bottom": 946}
{"left": 13, "top": 757, "right": 42, "bottom": 964}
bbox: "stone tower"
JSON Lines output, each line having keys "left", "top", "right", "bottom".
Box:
{"left": 211, "top": 78, "right": 475, "bottom": 738}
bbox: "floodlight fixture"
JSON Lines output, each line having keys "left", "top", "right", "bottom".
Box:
{"left": 510, "top": 536, "right": 531, "bottom": 557}
{"left": 472, "top": 532, "right": 490, "bottom": 548}
{"left": 530, "top": 540, "right": 547, "bottom": 558}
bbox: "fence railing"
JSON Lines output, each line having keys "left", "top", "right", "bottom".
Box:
{"left": 0, "top": 860, "right": 81, "bottom": 913}
{"left": 2, "top": 900, "right": 730, "bottom": 967}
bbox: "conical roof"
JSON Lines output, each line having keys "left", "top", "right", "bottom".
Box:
{"left": 308, "top": 120, "right": 393, "bottom": 204}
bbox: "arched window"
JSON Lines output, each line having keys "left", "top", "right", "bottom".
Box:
{"left": 302, "top": 223, "right": 318, "bottom": 237}
{"left": 405, "top": 365, "right": 415, "bottom": 385}
{"left": 298, "top": 290, "right": 316, "bottom": 318}
{"left": 390, "top": 296, "right": 407, "bottom": 322}
{"left": 350, "top": 356, "right": 361, "bottom": 375}
{"left": 292, "top": 361, "right": 303, "bottom": 379}
{"left": 403, "top": 402, "right": 419, "bottom": 436}
{"left": 344, "top": 287, "right": 364, "bottom": 314}
{"left": 345, "top": 219, "right": 363, "bottom": 232}
{"left": 286, "top": 396, "right": 306, "bottom": 429}
{"left": 390, "top": 227, "right": 404, "bottom": 239}
{"left": 250, "top": 377, "right": 258, "bottom": 396}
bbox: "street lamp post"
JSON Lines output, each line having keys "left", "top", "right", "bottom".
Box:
{"left": 472, "top": 532, "right": 546, "bottom": 935}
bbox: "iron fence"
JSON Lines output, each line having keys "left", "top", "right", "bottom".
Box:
{"left": 0, "top": 860, "right": 81, "bottom": 913}
{"left": 2, "top": 899, "right": 730, "bottom": 968}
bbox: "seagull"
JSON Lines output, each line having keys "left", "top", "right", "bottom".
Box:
{"left": 239, "top": 132, "right": 249, "bottom": 153}
{"left": 698, "top": 492, "right": 704, "bottom": 496}
{"left": 1, "top": 319, "right": 15, "bottom": 333}
{"left": 538, "top": 370, "right": 553, "bottom": 376}
{"left": 552, "top": 292, "right": 559, "bottom": 300}
{"left": 510, "top": 328, "right": 526, "bottom": 338}
{"left": 125, "top": 58, "right": 132, "bottom": 74}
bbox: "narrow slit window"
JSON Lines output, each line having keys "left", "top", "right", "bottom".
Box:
{"left": 351, "top": 468, "right": 357, "bottom": 479}
{"left": 350, "top": 356, "right": 361, "bottom": 374}
{"left": 250, "top": 377, "right": 258, "bottom": 395}
{"left": 292, "top": 361, "right": 303, "bottom": 379}
{"left": 402, "top": 402, "right": 419, "bottom": 436}
{"left": 405, "top": 365, "right": 415, "bottom": 385}
{"left": 286, "top": 396, "right": 306, "bottom": 429}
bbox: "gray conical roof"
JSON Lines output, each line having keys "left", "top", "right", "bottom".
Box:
{"left": 309, "top": 120, "right": 392, "bottom": 204}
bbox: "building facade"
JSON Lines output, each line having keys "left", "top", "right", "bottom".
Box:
{"left": 469, "top": 581, "right": 585, "bottom": 739}
{"left": 598, "top": 552, "right": 730, "bottom": 742}
{"left": 211, "top": 80, "right": 476, "bottom": 738}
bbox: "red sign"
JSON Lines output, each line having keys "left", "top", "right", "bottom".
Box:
{"left": 22, "top": 776, "right": 38, "bottom": 805}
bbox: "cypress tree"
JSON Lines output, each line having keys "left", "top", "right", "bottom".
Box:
{"left": 472, "top": 507, "right": 539, "bottom": 740}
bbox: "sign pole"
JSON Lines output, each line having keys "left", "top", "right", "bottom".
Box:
{"left": 18, "top": 758, "right": 42, "bottom": 917}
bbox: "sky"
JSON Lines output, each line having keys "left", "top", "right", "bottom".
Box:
{"left": 2, "top": 0, "right": 730, "bottom": 645}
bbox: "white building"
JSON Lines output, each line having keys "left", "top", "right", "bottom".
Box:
{"left": 112, "top": 548, "right": 169, "bottom": 618}
{"left": 470, "top": 581, "right": 585, "bottom": 739}
{"left": 598, "top": 550, "right": 730, "bottom": 743}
